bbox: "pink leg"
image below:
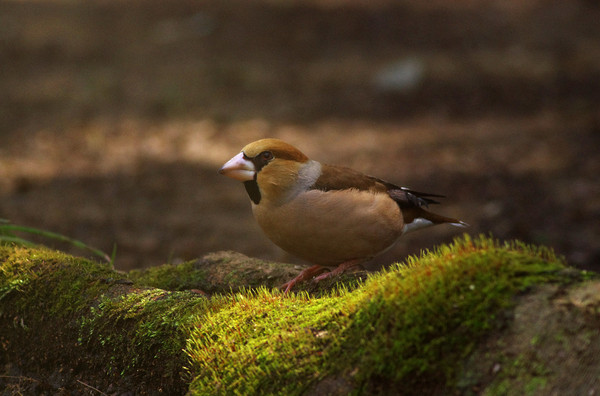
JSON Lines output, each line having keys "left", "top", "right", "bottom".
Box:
{"left": 313, "top": 259, "right": 364, "bottom": 282}
{"left": 280, "top": 265, "right": 328, "bottom": 293}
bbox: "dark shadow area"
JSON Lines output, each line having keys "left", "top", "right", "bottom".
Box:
{"left": 1, "top": 155, "right": 597, "bottom": 272}
{"left": 0, "top": 0, "right": 599, "bottom": 272}
{"left": 0, "top": 160, "right": 260, "bottom": 270}
{"left": 1, "top": 0, "right": 600, "bottom": 128}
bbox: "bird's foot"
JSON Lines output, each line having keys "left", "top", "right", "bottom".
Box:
{"left": 312, "top": 259, "right": 364, "bottom": 283}
{"left": 280, "top": 265, "right": 328, "bottom": 293}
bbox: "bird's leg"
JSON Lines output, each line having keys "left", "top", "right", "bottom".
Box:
{"left": 313, "top": 259, "right": 364, "bottom": 283}
{"left": 280, "top": 265, "right": 328, "bottom": 293}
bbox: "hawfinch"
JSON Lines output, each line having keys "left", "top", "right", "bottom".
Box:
{"left": 219, "top": 138, "right": 467, "bottom": 292}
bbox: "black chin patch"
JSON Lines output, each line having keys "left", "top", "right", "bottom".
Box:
{"left": 244, "top": 179, "right": 261, "bottom": 204}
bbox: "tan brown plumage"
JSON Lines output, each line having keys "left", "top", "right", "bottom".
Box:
{"left": 219, "top": 138, "right": 467, "bottom": 292}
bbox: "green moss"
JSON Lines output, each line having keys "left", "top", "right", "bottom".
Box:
{"left": 0, "top": 245, "right": 118, "bottom": 315}
{"left": 128, "top": 251, "right": 302, "bottom": 294}
{"left": 483, "top": 353, "right": 550, "bottom": 396}
{"left": 185, "top": 234, "right": 567, "bottom": 395}
{"left": 0, "top": 235, "right": 580, "bottom": 394}
{"left": 79, "top": 288, "right": 210, "bottom": 380}
{"left": 0, "top": 244, "right": 209, "bottom": 392}
{"left": 128, "top": 260, "right": 209, "bottom": 291}
{"left": 461, "top": 278, "right": 600, "bottom": 396}
{"left": 187, "top": 288, "right": 354, "bottom": 395}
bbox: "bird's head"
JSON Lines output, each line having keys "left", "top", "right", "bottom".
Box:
{"left": 219, "top": 138, "right": 314, "bottom": 204}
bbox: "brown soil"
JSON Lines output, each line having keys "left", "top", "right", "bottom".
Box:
{"left": 1, "top": 0, "right": 599, "bottom": 272}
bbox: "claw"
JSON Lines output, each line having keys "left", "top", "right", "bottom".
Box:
{"left": 280, "top": 260, "right": 365, "bottom": 292}
{"left": 313, "top": 259, "right": 363, "bottom": 283}
{"left": 279, "top": 265, "right": 327, "bottom": 293}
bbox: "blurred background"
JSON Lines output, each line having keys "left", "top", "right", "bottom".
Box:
{"left": 0, "top": 0, "right": 598, "bottom": 272}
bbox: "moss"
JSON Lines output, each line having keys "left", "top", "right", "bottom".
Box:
{"left": 0, "top": 244, "right": 208, "bottom": 393}
{"left": 456, "top": 279, "right": 600, "bottom": 396}
{"left": 185, "top": 234, "right": 568, "bottom": 395}
{"left": 127, "top": 260, "right": 209, "bottom": 291}
{"left": 2, "top": 235, "right": 590, "bottom": 394}
{"left": 187, "top": 288, "right": 354, "bottom": 395}
{"left": 78, "top": 288, "right": 208, "bottom": 380}
{"left": 0, "top": 245, "right": 119, "bottom": 316}
{"left": 128, "top": 251, "right": 302, "bottom": 294}
{"left": 483, "top": 353, "right": 551, "bottom": 396}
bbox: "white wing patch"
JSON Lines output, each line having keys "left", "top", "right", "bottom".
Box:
{"left": 402, "top": 218, "right": 434, "bottom": 234}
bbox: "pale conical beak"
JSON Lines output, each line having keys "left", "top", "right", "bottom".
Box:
{"left": 219, "top": 152, "right": 256, "bottom": 181}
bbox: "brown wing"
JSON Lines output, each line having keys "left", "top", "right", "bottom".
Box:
{"left": 311, "top": 164, "right": 444, "bottom": 208}
{"left": 311, "top": 164, "right": 389, "bottom": 193}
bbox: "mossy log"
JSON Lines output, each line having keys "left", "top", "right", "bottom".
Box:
{"left": 1, "top": 236, "right": 598, "bottom": 395}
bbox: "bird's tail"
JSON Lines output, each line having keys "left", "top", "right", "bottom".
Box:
{"left": 402, "top": 209, "right": 468, "bottom": 234}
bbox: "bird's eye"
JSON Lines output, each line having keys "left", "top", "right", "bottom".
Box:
{"left": 260, "top": 151, "right": 274, "bottom": 161}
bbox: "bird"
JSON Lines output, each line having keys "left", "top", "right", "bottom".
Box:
{"left": 219, "top": 138, "right": 467, "bottom": 292}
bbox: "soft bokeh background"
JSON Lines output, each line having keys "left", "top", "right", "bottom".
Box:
{"left": 1, "top": 0, "right": 598, "bottom": 272}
